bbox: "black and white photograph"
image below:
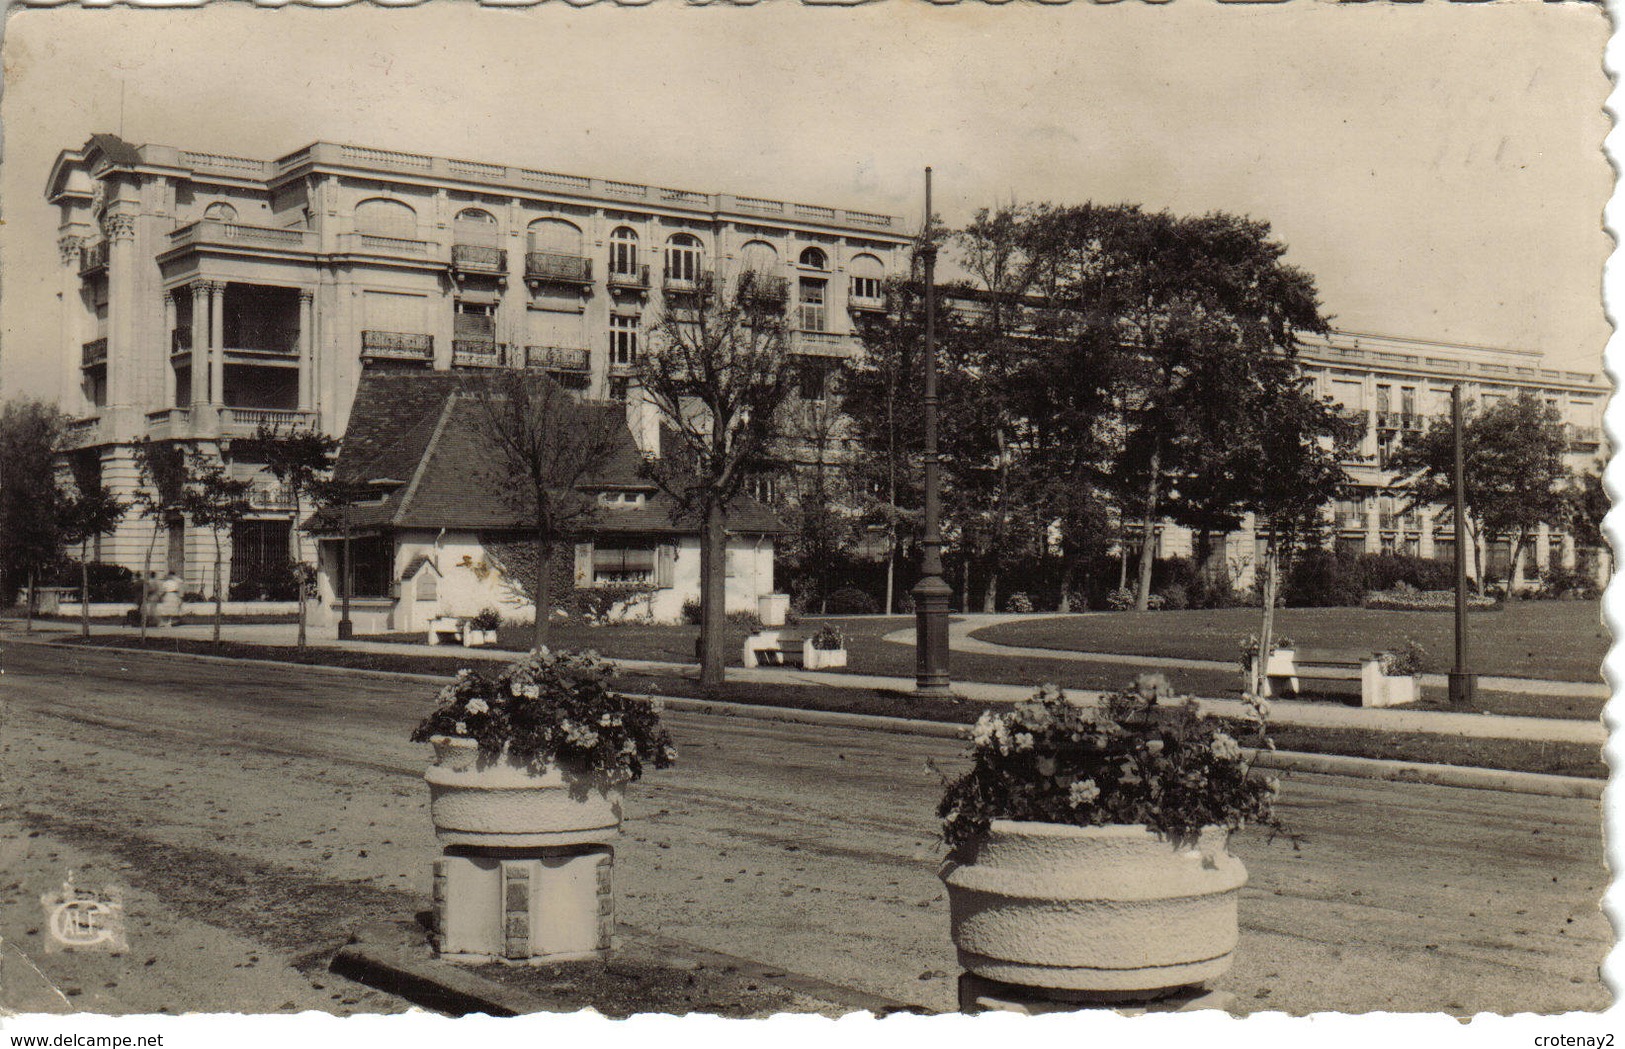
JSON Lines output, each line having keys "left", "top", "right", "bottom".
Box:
{"left": 0, "top": 0, "right": 1615, "bottom": 1039}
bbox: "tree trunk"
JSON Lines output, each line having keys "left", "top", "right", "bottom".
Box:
{"left": 532, "top": 528, "right": 553, "bottom": 650}
{"left": 1057, "top": 559, "right": 1079, "bottom": 613}
{"left": 212, "top": 531, "right": 224, "bottom": 645}
{"left": 960, "top": 558, "right": 970, "bottom": 614}
{"left": 1134, "top": 447, "right": 1162, "bottom": 611}
{"left": 884, "top": 541, "right": 895, "bottom": 617}
{"left": 80, "top": 542, "right": 92, "bottom": 638}
{"left": 139, "top": 528, "right": 158, "bottom": 643}
{"left": 1469, "top": 519, "right": 1485, "bottom": 596}
{"left": 1509, "top": 532, "right": 1528, "bottom": 594}
{"left": 699, "top": 501, "right": 728, "bottom": 689}
{"left": 24, "top": 567, "right": 35, "bottom": 634}
{"left": 291, "top": 502, "right": 307, "bottom": 649}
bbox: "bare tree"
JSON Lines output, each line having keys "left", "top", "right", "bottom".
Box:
{"left": 640, "top": 267, "right": 798, "bottom": 688}
{"left": 463, "top": 370, "right": 626, "bottom": 648}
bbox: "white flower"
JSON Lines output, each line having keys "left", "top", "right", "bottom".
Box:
{"left": 1012, "top": 732, "right": 1035, "bottom": 752}
{"left": 1068, "top": 779, "right": 1101, "bottom": 807}
{"left": 971, "top": 712, "right": 1001, "bottom": 749}
{"left": 598, "top": 713, "right": 623, "bottom": 728}
{"left": 465, "top": 698, "right": 489, "bottom": 716}
{"left": 453, "top": 721, "right": 468, "bottom": 736}
{"left": 1210, "top": 732, "right": 1242, "bottom": 762}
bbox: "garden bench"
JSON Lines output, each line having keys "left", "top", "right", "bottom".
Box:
{"left": 1263, "top": 647, "right": 1414, "bottom": 708}
{"left": 742, "top": 631, "right": 807, "bottom": 669}
{"left": 426, "top": 615, "right": 463, "bottom": 646}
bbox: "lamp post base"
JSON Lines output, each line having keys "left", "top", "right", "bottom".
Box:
{"left": 913, "top": 576, "right": 953, "bottom": 698}
{"left": 337, "top": 620, "right": 354, "bottom": 641}
{"left": 1447, "top": 670, "right": 1476, "bottom": 708}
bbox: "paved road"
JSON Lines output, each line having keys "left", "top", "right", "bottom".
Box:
{"left": 0, "top": 643, "right": 1609, "bottom": 1015}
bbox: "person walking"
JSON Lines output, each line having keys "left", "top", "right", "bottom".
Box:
{"left": 157, "top": 572, "right": 183, "bottom": 627}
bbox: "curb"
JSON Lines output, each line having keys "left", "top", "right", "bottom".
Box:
{"left": 331, "top": 920, "right": 925, "bottom": 1017}
{"left": 22, "top": 637, "right": 1604, "bottom": 800}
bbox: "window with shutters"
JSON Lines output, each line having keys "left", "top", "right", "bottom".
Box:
{"left": 592, "top": 545, "right": 656, "bottom": 584}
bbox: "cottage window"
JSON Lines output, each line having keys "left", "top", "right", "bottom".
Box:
{"left": 592, "top": 545, "right": 656, "bottom": 584}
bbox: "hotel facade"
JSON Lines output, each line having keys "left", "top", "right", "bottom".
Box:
{"left": 44, "top": 133, "right": 912, "bottom": 595}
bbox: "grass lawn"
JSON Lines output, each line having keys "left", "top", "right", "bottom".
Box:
{"left": 974, "top": 601, "right": 1609, "bottom": 684}
{"left": 48, "top": 633, "right": 1605, "bottom": 780}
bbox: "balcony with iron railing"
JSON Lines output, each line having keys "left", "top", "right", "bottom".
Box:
{"left": 522, "top": 346, "right": 591, "bottom": 372}
{"left": 81, "top": 338, "right": 108, "bottom": 368}
{"left": 78, "top": 241, "right": 108, "bottom": 275}
{"left": 849, "top": 292, "right": 888, "bottom": 313}
{"left": 662, "top": 269, "right": 713, "bottom": 295}
{"left": 224, "top": 319, "right": 300, "bottom": 355}
{"left": 525, "top": 252, "right": 593, "bottom": 285}
{"left": 246, "top": 480, "right": 299, "bottom": 511}
{"left": 451, "top": 243, "right": 508, "bottom": 276}
{"left": 1567, "top": 424, "right": 1602, "bottom": 448}
{"left": 452, "top": 340, "right": 504, "bottom": 368}
{"left": 361, "top": 330, "right": 435, "bottom": 361}
{"left": 607, "top": 264, "right": 650, "bottom": 290}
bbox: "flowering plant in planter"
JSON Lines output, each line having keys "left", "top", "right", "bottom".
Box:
{"left": 1379, "top": 638, "right": 1427, "bottom": 678}
{"left": 809, "top": 624, "right": 846, "bottom": 651}
{"left": 938, "top": 674, "right": 1282, "bottom": 857}
{"left": 411, "top": 648, "right": 676, "bottom": 783}
{"left": 467, "top": 607, "right": 503, "bottom": 632}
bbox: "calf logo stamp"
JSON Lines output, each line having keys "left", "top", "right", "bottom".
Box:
{"left": 40, "top": 873, "right": 127, "bottom": 953}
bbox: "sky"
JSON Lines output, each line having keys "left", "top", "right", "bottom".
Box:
{"left": 0, "top": 1, "right": 1613, "bottom": 404}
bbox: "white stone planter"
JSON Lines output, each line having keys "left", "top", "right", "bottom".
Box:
{"left": 1369, "top": 673, "right": 1418, "bottom": 708}
{"left": 757, "top": 592, "right": 791, "bottom": 628}
{"left": 803, "top": 645, "right": 847, "bottom": 670}
{"left": 424, "top": 736, "right": 624, "bottom": 848}
{"left": 461, "top": 628, "right": 498, "bottom": 648}
{"left": 941, "top": 821, "right": 1246, "bottom": 999}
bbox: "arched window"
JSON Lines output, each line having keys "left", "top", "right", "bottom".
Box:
{"left": 665, "top": 233, "right": 704, "bottom": 284}
{"left": 798, "top": 246, "right": 828, "bottom": 270}
{"left": 609, "top": 227, "right": 639, "bottom": 277}
{"left": 203, "top": 201, "right": 238, "bottom": 223}
{"left": 528, "top": 218, "right": 583, "bottom": 256}
{"left": 849, "top": 253, "right": 885, "bottom": 304}
{"left": 739, "top": 240, "right": 778, "bottom": 274}
{"left": 453, "top": 207, "right": 498, "bottom": 247}
{"left": 354, "top": 198, "right": 418, "bottom": 239}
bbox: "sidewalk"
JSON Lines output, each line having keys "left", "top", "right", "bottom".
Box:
{"left": 14, "top": 618, "right": 1606, "bottom": 746}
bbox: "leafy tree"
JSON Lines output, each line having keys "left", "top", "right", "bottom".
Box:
{"left": 640, "top": 266, "right": 798, "bottom": 687}
{"left": 463, "top": 370, "right": 626, "bottom": 648}
{"left": 132, "top": 439, "right": 191, "bottom": 640}
{"left": 1391, "top": 392, "right": 1571, "bottom": 592}
{"left": 1010, "top": 205, "right": 1328, "bottom": 610}
{"left": 59, "top": 481, "right": 127, "bottom": 637}
{"left": 244, "top": 424, "right": 340, "bottom": 648}
{"left": 0, "top": 399, "right": 67, "bottom": 619}
{"left": 182, "top": 449, "right": 252, "bottom": 645}
{"left": 769, "top": 380, "right": 863, "bottom": 614}
{"left": 307, "top": 475, "right": 372, "bottom": 639}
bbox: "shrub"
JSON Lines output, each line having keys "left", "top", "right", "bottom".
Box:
{"left": 49, "top": 561, "right": 136, "bottom": 603}
{"left": 726, "top": 609, "right": 764, "bottom": 632}
{"left": 937, "top": 675, "right": 1282, "bottom": 856}
{"left": 1105, "top": 587, "right": 1135, "bottom": 611}
{"left": 228, "top": 561, "right": 303, "bottom": 601}
{"left": 681, "top": 599, "right": 702, "bottom": 625}
{"left": 1005, "top": 592, "right": 1034, "bottom": 614}
{"left": 570, "top": 584, "right": 654, "bottom": 625}
{"left": 1155, "top": 584, "right": 1189, "bottom": 611}
{"left": 825, "top": 587, "right": 879, "bottom": 615}
{"left": 468, "top": 607, "right": 502, "bottom": 632}
{"left": 1537, "top": 566, "right": 1598, "bottom": 601}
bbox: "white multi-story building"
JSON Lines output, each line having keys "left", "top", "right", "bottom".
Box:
{"left": 1162, "top": 329, "right": 1608, "bottom": 588}
{"left": 44, "top": 133, "right": 911, "bottom": 593}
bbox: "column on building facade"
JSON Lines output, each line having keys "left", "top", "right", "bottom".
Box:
{"left": 58, "top": 234, "right": 85, "bottom": 419}
{"left": 1363, "top": 493, "right": 1381, "bottom": 554}
{"left": 162, "top": 291, "right": 178, "bottom": 409}
{"left": 190, "top": 282, "right": 210, "bottom": 408}
{"left": 1418, "top": 509, "right": 1435, "bottom": 560}
{"left": 208, "top": 280, "right": 226, "bottom": 409}
{"left": 105, "top": 214, "right": 138, "bottom": 413}
{"left": 298, "top": 289, "right": 314, "bottom": 412}
{"left": 1535, "top": 522, "right": 1552, "bottom": 573}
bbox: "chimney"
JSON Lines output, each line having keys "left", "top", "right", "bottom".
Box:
{"left": 626, "top": 383, "right": 661, "bottom": 459}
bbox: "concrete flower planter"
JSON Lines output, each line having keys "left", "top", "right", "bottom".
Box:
{"left": 803, "top": 645, "right": 848, "bottom": 670}
{"left": 461, "top": 628, "right": 498, "bottom": 648}
{"left": 425, "top": 736, "right": 624, "bottom": 848}
{"left": 941, "top": 821, "right": 1247, "bottom": 1000}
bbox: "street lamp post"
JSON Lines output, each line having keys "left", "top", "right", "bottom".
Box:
{"left": 1447, "top": 383, "right": 1476, "bottom": 707}
{"left": 912, "top": 167, "right": 953, "bottom": 698}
